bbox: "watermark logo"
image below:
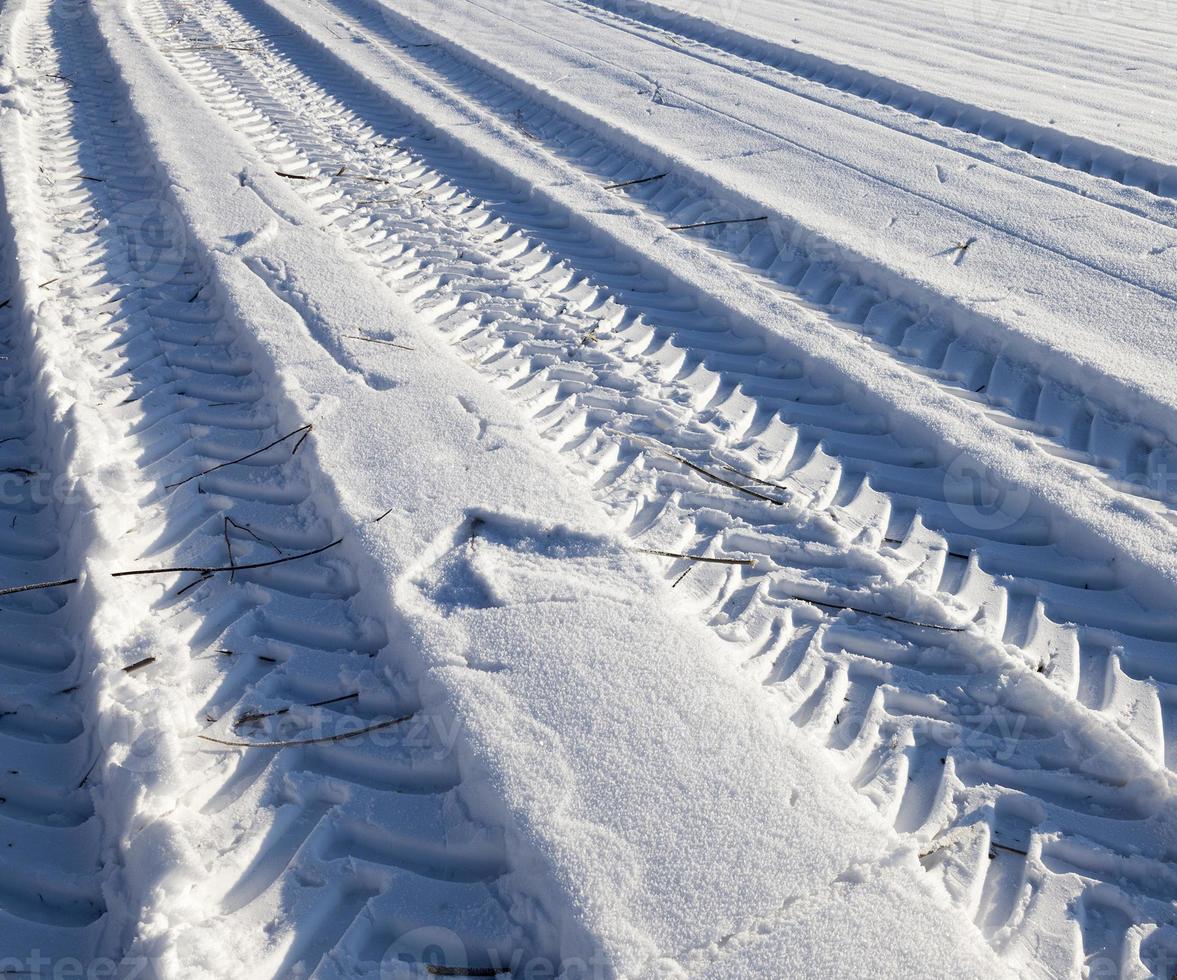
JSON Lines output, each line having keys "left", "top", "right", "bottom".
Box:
{"left": 944, "top": 453, "right": 1032, "bottom": 533}
{"left": 0, "top": 952, "right": 154, "bottom": 979}
{"left": 108, "top": 198, "right": 191, "bottom": 287}
{"left": 376, "top": 927, "right": 613, "bottom": 979}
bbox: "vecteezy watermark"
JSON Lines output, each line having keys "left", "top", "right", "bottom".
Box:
{"left": 0, "top": 470, "right": 86, "bottom": 508}
{"left": 827, "top": 696, "right": 1032, "bottom": 763}
{"left": 110, "top": 699, "right": 471, "bottom": 778}
{"left": 0, "top": 953, "right": 155, "bottom": 979}
{"left": 943, "top": 452, "right": 1033, "bottom": 533}
{"left": 944, "top": 454, "right": 1177, "bottom": 533}
{"left": 375, "top": 927, "right": 617, "bottom": 980}
{"left": 108, "top": 198, "right": 192, "bottom": 287}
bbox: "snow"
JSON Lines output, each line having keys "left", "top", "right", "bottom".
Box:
{"left": 75, "top": 4, "right": 1006, "bottom": 972}
{"left": 633, "top": 0, "right": 1177, "bottom": 168}
{"left": 0, "top": 0, "right": 1173, "bottom": 975}
{"left": 235, "top": 0, "right": 1177, "bottom": 622}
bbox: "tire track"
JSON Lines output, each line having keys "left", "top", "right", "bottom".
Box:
{"left": 552, "top": 0, "right": 1177, "bottom": 210}
{"left": 317, "top": 0, "right": 1177, "bottom": 531}
{"left": 144, "top": 0, "right": 1177, "bottom": 973}
{"left": 0, "top": 184, "right": 107, "bottom": 969}
{"left": 0, "top": 3, "right": 111, "bottom": 967}
{"left": 19, "top": 0, "right": 537, "bottom": 974}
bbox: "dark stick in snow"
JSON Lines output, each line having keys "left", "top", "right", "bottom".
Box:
{"left": 235, "top": 691, "right": 360, "bottom": 726}
{"left": 604, "top": 172, "right": 668, "bottom": 190}
{"left": 637, "top": 548, "right": 755, "bottom": 566}
{"left": 164, "top": 423, "right": 311, "bottom": 490}
{"left": 663, "top": 450, "right": 786, "bottom": 505}
{"left": 668, "top": 216, "right": 767, "bottom": 231}
{"left": 112, "top": 537, "right": 343, "bottom": 581}
{"left": 0, "top": 577, "right": 79, "bottom": 597}
{"left": 223, "top": 516, "right": 236, "bottom": 583}
{"left": 343, "top": 333, "right": 415, "bottom": 350}
{"left": 786, "top": 594, "right": 966, "bottom": 632}
{"left": 197, "top": 714, "right": 412, "bottom": 749}
{"left": 718, "top": 461, "right": 793, "bottom": 496}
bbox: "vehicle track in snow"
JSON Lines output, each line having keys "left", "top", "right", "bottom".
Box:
{"left": 14, "top": 0, "right": 535, "bottom": 974}
{"left": 143, "top": 0, "right": 1177, "bottom": 974}
{"left": 546, "top": 0, "right": 1177, "bottom": 214}
{"left": 0, "top": 140, "right": 106, "bottom": 971}
{"left": 316, "top": 0, "right": 1177, "bottom": 529}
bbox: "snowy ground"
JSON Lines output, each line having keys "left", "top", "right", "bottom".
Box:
{"left": 0, "top": 0, "right": 1174, "bottom": 976}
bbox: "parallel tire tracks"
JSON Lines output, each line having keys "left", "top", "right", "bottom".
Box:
{"left": 324, "top": 0, "right": 1177, "bottom": 529}
{"left": 144, "top": 0, "right": 1177, "bottom": 974}
{"left": 556, "top": 0, "right": 1177, "bottom": 208}
{"left": 9, "top": 0, "right": 535, "bottom": 974}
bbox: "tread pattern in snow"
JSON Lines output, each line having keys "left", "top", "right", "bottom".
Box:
{"left": 13, "top": 1, "right": 535, "bottom": 974}
{"left": 0, "top": 190, "right": 105, "bottom": 964}
{"left": 558, "top": 0, "right": 1177, "bottom": 206}
{"left": 146, "top": 0, "right": 1177, "bottom": 974}
{"left": 329, "top": 0, "right": 1177, "bottom": 525}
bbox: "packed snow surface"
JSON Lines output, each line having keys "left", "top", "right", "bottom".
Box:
{"left": 0, "top": 0, "right": 1174, "bottom": 976}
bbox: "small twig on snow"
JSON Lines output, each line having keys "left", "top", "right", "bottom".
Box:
{"left": 786, "top": 593, "right": 965, "bottom": 632}
{"left": 223, "top": 517, "right": 236, "bottom": 583}
{"left": 112, "top": 537, "right": 342, "bottom": 582}
{"left": 637, "top": 548, "right": 754, "bottom": 566}
{"left": 235, "top": 691, "right": 359, "bottom": 726}
{"left": 663, "top": 449, "right": 785, "bottom": 505}
{"left": 231, "top": 30, "right": 291, "bottom": 42}
{"left": 76, "top": 757, "right": 99, "bottom": 789}
{"left": 513, "top": 109, "right": 538, "bottom": 140}
{"left": 668, "top": 216, "right": 767, "bottom": 232}
{"left": 226, "top": 516, "right": 284, "bottom": 556}
{"left": 949, "top": 236, "right": 978, "bottom": 266}
{"left": 718, "top": 461, "right": 792, "bottom": 496}
{"left": 0, "top": 577, "right": 79, "bottom": 598}
{"left": 343, "top": 333, "right": 414, "bottom": 351}
{"left": 198, "top": 714, "right": 410, "bottom": 750}
{"left": 603, "top": 172, "right": 668, "bottom": 191}
{"left": 164, "top": 423, "right": 311, "bottom": 490}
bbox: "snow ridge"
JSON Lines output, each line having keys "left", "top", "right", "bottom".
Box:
{"left": 139, "top": 0, "right": 1177, "bottom": 973}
